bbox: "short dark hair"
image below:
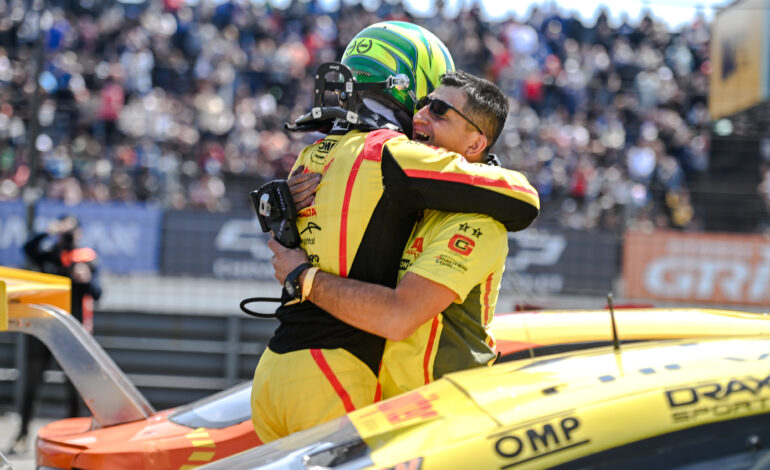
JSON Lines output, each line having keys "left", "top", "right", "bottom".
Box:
{"left": 439, "top": 71, "right": 509, "bottom": 153}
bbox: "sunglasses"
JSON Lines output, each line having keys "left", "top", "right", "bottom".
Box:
{"left": 415, "top": 96, "right": 484, "bottom": 135}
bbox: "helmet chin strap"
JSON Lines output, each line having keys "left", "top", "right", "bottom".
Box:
{"left": 285, "top": 62, "right": 409, "bottom": 134}
{"left": 285, "top": 104, "right": 402, "bottom": 134}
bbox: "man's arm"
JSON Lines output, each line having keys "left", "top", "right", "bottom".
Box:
{"left": 268, "top": 237, "right": 456, "bottom": 341}
{"left": 382, "top": 134, "right": 540, "bottom": 232}
{"left": 22, "top": 233, "right": 48, "bottom": 259}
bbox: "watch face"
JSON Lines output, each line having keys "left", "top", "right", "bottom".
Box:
{"left": 284, "top": 279, "right": 295, "bottom": 297}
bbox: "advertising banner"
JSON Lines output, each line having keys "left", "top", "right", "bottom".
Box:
{"left": 162, "top": 213, "right": 623, "bottom": 293}
{"left": 709, "top": 0, "right": 770, "bottom": 119}
{"left": 162, "top": 210, "right": 274, "bottom": 280}
{"left": 624, "top": 230, "right": 770, "bottom": 305}
{"left": 0, "top": 200, "right": 162, "bottom": 273}
{"left": 503, "top": 229, "right": 619, "bottom": 297}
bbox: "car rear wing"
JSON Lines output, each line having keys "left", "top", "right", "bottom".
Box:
{"left": 0, "top": 266, "right": 155, "bottom": 428}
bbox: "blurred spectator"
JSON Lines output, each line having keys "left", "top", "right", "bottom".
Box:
{"left": 0, "top": 0, "right": 714, "bottom": 232}
{"left": 11, "top": 214, "right": 102, "bottom": 454}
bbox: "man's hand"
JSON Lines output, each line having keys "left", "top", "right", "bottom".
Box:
{"left": 71, "top": 263, "right": 93, "bottom": 283}
{"left": 268, "top": 237, "right": 311, "bottom": 284}
{"left": 288, "top": 171, "right": 321, "bottom": 211}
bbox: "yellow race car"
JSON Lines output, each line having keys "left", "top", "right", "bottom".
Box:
{"left": 492, "top": 306, "right": 770, "bottom": 360}
{"left": 201, "top": 335, "right": 770, "bottom": 469}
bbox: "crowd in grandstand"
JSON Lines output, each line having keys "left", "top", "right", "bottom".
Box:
{"left": 0, "top": 0, "right": 712, "bottom": 231}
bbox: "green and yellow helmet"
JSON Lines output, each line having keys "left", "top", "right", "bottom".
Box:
{"left": 341, "top": 21, "right": 455, "bottom": 117}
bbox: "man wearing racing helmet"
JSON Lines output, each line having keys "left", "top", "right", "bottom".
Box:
{"left": 271, "top": 70, "right": 515, "bottom": 400}
{"left": 250, "top": 21, "right": 539, "bottom": 443}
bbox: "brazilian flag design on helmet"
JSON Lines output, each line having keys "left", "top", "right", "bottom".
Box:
{"left": 341, "top": 21, "right": 455, "bottom": 116}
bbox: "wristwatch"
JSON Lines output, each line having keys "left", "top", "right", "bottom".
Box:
{"left": 284, "top": 262, "right": 312, "bottom": 301}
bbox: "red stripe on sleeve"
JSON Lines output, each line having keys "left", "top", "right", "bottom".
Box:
{"left": 403, "top": 169, "right": 538, "bottom": 196}
{"left": 423, "top": 316, "right": 441, "bottom": 385}
{"left": 310, "top": 349, "right": 356, "bottom": 413}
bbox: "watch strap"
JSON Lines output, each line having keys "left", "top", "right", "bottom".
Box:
{"left": 285, "top": 262, "right": 312, "bottom": 300}
{"left": 301, "top": 267, "right": 320, "bottom": 302}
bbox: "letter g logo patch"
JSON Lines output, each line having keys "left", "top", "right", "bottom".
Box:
{"left": 448, "top": 234, "right": 475, "bottom": 256}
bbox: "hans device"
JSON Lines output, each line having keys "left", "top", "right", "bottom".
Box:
{"left": 250, "top": 180, "right": 300, "bottom": 248}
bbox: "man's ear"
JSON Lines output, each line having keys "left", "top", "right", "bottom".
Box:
{"left": 464, "top": 133, "right": 488, "bottom": 163}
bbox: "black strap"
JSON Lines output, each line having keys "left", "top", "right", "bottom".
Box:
{"left": 240, "top": 296, "right": 282, "bottom": 319}
{"left": 285, "top": 262, "right": 313, "bottom": 298}
{"left": 240, "top": 262, "right": 312, "bottom": 319}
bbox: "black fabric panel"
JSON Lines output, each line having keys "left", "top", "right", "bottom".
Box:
{"left": 270, "top": 300, "right": 384, "bottom": 376}
{"left": 348, "top": 147, "right": 422, "bottom": 287}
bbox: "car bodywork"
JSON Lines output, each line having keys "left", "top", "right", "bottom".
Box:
{"left": 2, "top": 266, "right": 769, "bottom": 469}
{"left": 1, "top": 267, "right": 154, "bottom": 427}
{"left": 1, "top": 267, "right": 259, "bottom": 469}
{"left": 200, "top": 336, "right": 770, "bottom": 469}
{"left": 493, "top": 307, "right": 770, "bottom": 359}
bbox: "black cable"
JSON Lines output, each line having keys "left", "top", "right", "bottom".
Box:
{"left": 239, "top": 296, "right": 282, "bottom": 319}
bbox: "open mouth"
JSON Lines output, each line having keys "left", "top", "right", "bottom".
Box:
{"left": 413, "top": 130, "right": 430, "bottom": 142}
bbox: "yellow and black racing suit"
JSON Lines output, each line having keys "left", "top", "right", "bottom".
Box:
{"left": 251, "top": 128, "right": 539, "bottom": 442}
{"left": 379, "top": 209, "right": 507, "bottom": 399}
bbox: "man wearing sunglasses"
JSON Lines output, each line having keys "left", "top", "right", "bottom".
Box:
{"left": 412, "top": 88, "right": 488, "bottom": 158}
{"left": 270, "top": 70, "right": 520, "bottom": 400}
{"left": 252, "top": 21, "right": 538, "bottom": 444}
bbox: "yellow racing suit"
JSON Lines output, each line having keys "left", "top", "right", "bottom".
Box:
{"left": 251, "top": 128, "right": 539, "bottom": 442}
{"left": 379, "top": 210, "right": 507, "bottom": 399}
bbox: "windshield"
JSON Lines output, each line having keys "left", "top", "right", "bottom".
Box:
{"left": 169, "top": 381, "right": 252, "bottom": 429}
{"left": 198, "top": 415, "right": 372, "bottom": 470}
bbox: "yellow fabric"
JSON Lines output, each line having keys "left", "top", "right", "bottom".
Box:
{"left": 400, "top": 211, "right": 507, "bottom": 301}
{"left": 381, "top": 137, "right": 539, "bottom": 207}
{"left": 291, "top": 129, "right": 538, "bottom": 278}
{"left": 380, "top": 211, "right": 507, "bottom": 399}
{"left": 259, "top": 128, "right": 536, "bottom": 438}
{"left": 291, "top": 130, "right": 381, "bottom": 277}
{"left": 251, "top": 347, "right": 378, "bottom": 443}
